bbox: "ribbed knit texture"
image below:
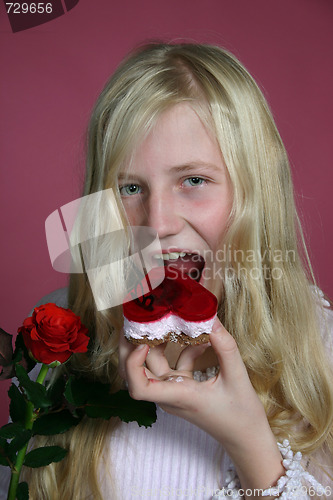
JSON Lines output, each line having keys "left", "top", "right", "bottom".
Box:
{"left": 101, "top": 406, "right": 229, "bottom": 500}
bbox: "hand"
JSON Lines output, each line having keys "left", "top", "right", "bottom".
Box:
{"left": 118, "top": 319, "right": 284, "bottom": 495}
{"left": 119, "top": 318, "right": 266, "bottom": 445}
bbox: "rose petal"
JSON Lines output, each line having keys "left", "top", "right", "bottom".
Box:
{"left": 19, "top": 303, "right": 89, "bottom": 365}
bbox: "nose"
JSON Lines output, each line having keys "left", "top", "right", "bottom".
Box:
{"left": 144, "top": 190, "right": 184, "bottom": 239}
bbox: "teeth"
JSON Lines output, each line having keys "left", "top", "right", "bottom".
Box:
{"left": 153, "top": 252, "right": 187, "bottom": 261}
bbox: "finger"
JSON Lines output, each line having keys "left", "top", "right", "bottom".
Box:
{"left": 125, "top": 343, "right": 150, "bottom": 384}
{"left": 145, "top": 343, "right": 171, "bottom": 376}
{"left": 209, "top": 318, "right": 247, "bottom": 382}
{"left": 118, "top": 329, "right": 137, "bottom": 379}
{"left": 176, "top": 342, "right": 211, "bottom": 372}
{"left": 125, "top": 344, "right": 193, "bottom": 404}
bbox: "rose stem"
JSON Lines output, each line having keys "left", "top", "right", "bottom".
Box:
{"left": 7, "top": 363, "right": 49, "bottom": 500}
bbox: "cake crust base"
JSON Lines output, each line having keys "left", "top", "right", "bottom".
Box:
{"left": 125, "top": 331, "right": 210, "bottom": 347}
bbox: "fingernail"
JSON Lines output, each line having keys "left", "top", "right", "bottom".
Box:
{"left": 210, "top": 327, "right": 221, "bottom": 336}
{"left": 136, "top": 344, "right": 147, "bottom": 350}
{"left": 212, "top": 318, "right": 223, "bottom": 333}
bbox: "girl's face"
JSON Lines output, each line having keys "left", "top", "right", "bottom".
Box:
{"left": 118, "top": 103, "right": 233, "bottom": 295}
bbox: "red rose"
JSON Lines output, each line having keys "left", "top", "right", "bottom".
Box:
{"left": 18, "top": 303, "right": 89, "bottom": 365}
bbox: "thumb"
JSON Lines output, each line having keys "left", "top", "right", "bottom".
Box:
{"left": 125, "top": 343, "right": 150, "bottom": 382}
{"left": 209, "top": 318, "right": 246, "bottom": 381}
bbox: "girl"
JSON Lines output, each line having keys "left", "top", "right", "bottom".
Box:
{"left": 5, "top": 43, "right": 333, "bottom": 499}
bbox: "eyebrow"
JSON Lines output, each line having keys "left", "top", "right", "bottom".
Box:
{"left": 168, "top": 162, "right": 223, "bottom": 174}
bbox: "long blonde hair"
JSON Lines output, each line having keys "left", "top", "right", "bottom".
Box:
{"left": 25, "top": 42, "right": 333, "bottom": 498}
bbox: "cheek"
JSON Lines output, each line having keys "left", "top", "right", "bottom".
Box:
{"left": 194, "top": 199, "right": 231, "bottom": 249}
{"left": 121, "top": 200, "right": 143, "bottom": 226}
{"left": 126, "top": 212, "right": 139, "bottom": 226}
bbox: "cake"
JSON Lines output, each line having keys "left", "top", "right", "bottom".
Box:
{"left": 123, "top": 267, "right": 217, "bottom": 346}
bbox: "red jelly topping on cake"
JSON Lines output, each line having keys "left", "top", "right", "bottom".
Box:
{"left": 123, "top": 267, "right": 217, "bottom": 323}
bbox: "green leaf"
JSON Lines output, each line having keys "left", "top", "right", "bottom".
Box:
{"left": 9, "top": 383, "right": 27, "bottom": 424}
{"left": 32, "top": 410, "right": 80, "bottom": 436}
{"left": 0, "top": 436, "right": 16, "bottom": 466}
{"left": 0, "top": 454, "right": 9, "bottom": 466}
{"left": 14, "top": 332, "right": 36, "bottom": 374}
{"left": 0, "top": 422, "right": 25, "bottom": 439}
{"left": 0, "top": 327, "right": 14, "bottom": 380}
{"left": 8, "top": 429, "right": 32, "bottom": 453}
{"left": 46, "top": 374, "right": 66, "bottom": 406}
{"left": 64, "top": 376, "right": 157, "bottom": 427}
{"left": 85, "top": 390, "right": 157, "bottom": 427}
{"left": 17, "top": 481, "right": 29, "bottom": 500}
{"left": 24, "top": 446, "right": 68, "bottom": 468}
{"left": 64, "top": 376, "right": 92, "bottom": 406}
{"left": 15, "top": 364, "right": 51, "bottom": 409}
{"left": 0, "top": 437, "right": 10, "bottom": 466}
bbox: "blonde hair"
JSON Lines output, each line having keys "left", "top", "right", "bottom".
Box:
{"left": 24, "top": 42, "right": 333, "bottom": 497}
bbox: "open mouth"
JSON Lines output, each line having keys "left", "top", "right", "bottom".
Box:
{"left": 153, "top": 252, "right": 205, "bottom": 282}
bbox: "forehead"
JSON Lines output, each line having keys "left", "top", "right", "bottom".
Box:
{"left": 129, "top": 103, "right": 223, "bottom": 168}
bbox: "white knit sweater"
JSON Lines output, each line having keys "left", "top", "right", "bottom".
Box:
{"left": 103, "top": 404, "right": 228, "bottom": 499}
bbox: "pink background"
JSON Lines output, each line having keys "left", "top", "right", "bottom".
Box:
{"left": 0, "top": 0, "right": 332, "bottom": 425}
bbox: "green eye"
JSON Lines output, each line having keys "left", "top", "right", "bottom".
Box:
{"left": 185, "top": 177, "right": 204, "bottom": 186}
{"left": 119, "top": 184, "right": 141, "bottom": 196}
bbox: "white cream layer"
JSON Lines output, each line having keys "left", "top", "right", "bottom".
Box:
{"left": 123, "top": 313, "right": 216, "bottom": 341}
